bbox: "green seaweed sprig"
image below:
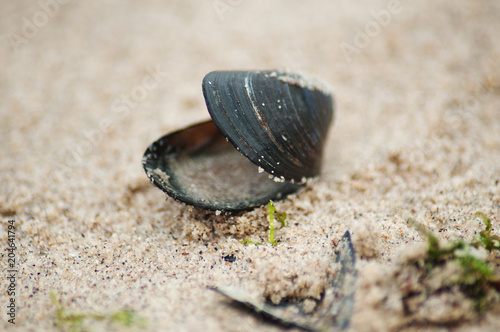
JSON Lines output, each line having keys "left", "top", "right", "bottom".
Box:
{"left": 51, "top": 291, "right": 146, "bottom": 331}
{"left": 242, "top": 201, "right": 288, "bottom": 246}
{"left": 267, "top": 200, "right": 288, "bottom": 246}
{"left": 408, "top": 212, "right": 500, "bottom": 312}
{"left": 472, "top": 212, "right": 500, "bottom": 251}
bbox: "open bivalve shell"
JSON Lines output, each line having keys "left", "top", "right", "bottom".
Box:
{"left": 142, "top": 70, "right": 334, "bottom": 211}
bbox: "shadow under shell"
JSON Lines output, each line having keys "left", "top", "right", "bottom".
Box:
{"left": 142, "top": 120, "right": 299, "bottom": 211}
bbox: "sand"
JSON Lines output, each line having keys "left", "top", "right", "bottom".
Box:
{"left": 1, "top": 0, "right": 499, "bottom": 331}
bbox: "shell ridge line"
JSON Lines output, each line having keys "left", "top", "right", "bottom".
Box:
{"left": 246, "top": 73, "right": 288, "bottom": 164}
{"left": 206, "top": 72, "right": 249, "bottom": 157}
{"left": 313, "top": 88, "right": 333, "bottom": 139}
{"left": 272, "top": 82, "right": 313, "bottom": 175}
{"left": 293, "top": 88, "right": 318, "bottom": 157}
{"left": 243, "top": 73, "right": 270, "bottom": 167}
{"left": 242, "top": 77, "right": 305, "bottom": 179}
{"left": 291, "top": 85, "right": 324, "bottom": 164}
{"left": 226, "top": 74, "right": 255, "bottom": 154}
{"left": 257, "top": 77, "right": 300, "bottom": 177}
{"left": 244, "top": 73, "right": 262, "bottom": 122}
{"left": 283, "top": 83, "right": 313, "bottom": 163}
{"left": 244, "top": 72, "right": 284, "bottom": 174}
{"left": 302, "top": 89, "right": 321, "bottom": 145}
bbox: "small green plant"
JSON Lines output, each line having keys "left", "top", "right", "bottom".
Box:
{"left": 472, "top": 212, "right": 500, "bottom": 251}
{"left": 242, "top": 200, "right": 288, "bottom": 246}
{"left": 267, "top": 200, "right": 288, "bottom": 246}
{"left": 51, "top": 291, "right": 146, "bottom": 331}
{"left": 408, "top": 212, "right": 500, "bottom": 312}
{"left": 241, "top": 239, "right": 263, "bottom": 245}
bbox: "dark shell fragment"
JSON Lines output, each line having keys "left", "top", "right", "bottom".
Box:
{"left": 142, "top": 70, "right": 334, "bottom": 211}
{"left": 212, "top": 231, "right": 356, "bottom": 330}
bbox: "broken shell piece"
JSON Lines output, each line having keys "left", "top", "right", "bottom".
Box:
{"left": 213, "top": 231, "right": 356, "bottom": 330}
{"left": 142, "top": 70, "right": 334, "bottom": 211}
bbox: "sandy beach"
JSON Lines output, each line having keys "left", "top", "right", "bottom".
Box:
{"left": 1, "top": 1, "right": 499, "bottom": 331}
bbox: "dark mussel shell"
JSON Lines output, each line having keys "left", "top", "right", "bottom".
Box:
{"left": 142, "top": 70, "right": 334, "bottom": 211}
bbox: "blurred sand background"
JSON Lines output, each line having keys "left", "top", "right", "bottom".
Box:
{"left": 1, "top": 0, "right": 499, "bottom": 331}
